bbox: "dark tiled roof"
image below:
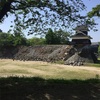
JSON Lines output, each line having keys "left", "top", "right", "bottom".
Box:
{"left": 75, "top": 25, "right": 89, "bottom": 31}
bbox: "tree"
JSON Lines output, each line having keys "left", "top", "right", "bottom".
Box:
{"left": 28, "top": 37, "right": 46, "bottom": 45}
{"left": 13, "top": 35, "right": 27, "bottom": 46}
{"left": 54, "top": 29, "right": 70, "bottom": 44}
{"left": 45, "top": 28, "right": 70, "bottom": 44}
{"left": 87, "top": 4, "right": 100, "bottom": 31}
{"left": 13, "top": 31, "right": 27, "bottom": 46}
{"left": 88, "top": 5, "right": 100, "bottom": 18}
{"left": 0, "top": 32, "right": 14, "bottom": 48}
{"left": 0, "top": 0, "right": 86, "bottom": 35}
{"left": 0, "top": 31, "right": 27, "bottom": 48}
{"left": 45, "top": 28, "right": 58, "bottom": 44}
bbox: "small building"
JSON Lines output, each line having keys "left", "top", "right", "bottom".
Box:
{"left": 71, "top": 25, "right": 92, "bottom": 48}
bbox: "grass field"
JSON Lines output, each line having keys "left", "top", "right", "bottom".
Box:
{"left": 0, "top": 59, "right": 100, "bottom": 100}
{"left": 0, "top": 59, "right": 100, "bottom": 79}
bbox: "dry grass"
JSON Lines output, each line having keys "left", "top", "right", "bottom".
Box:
{"left": 0, "top": 59, "right": 100, "bottom": 79}
{"left": 0, "top": 59, "right": 100, "bottom": 100}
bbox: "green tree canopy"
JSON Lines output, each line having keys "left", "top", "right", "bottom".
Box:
{"left": 0, "top": 31, "right": 27, "bottom": 48}
{"left": 88, "top": 5, "right": 100, "bottom": 18}
{"left": 45, "top": 28, "right": 70, "bottom": 44}
{"left": 28, "top": 37, "right": 46, "bottom": 45}
{"left": 0, "top": 0, "right": 87, "bottom": 35}
{"left": 87, "top": 4, "right": 100, "bottom": 31}
{"left": 0, "top": 32, "right": 14, "bottom": 47}
{"left": 45, "top": 28, "right": 57, "bottom": 44}
{"left": 54, "top": 29, "right": 70, "bottom": 44}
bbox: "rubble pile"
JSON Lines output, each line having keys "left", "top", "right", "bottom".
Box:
{"left": 0, "top": 45, "right": 98, "bottom": 66}
{"left": 64, "top": 52, "right": 93, "bottom": 66}
{"left": 65, "top": 45, "right": 98, "bottom": 66}
{"left": 13, "top": 45, "right": 74, "bottom": 62}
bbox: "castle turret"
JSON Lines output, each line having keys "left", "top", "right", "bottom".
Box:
{"left": 71, "top": 25, "right": 92, "bottom": 47}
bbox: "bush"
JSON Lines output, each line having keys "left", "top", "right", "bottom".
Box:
{"left": 27, "top": 37, "right": 46, "bottom": 45}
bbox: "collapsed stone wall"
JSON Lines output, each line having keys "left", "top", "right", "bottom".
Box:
{"left": 65, "top": 45, "right": 99, "bottom": 66}
{"left": 13, "top": 45, "right": 75, "bottom": 62}
{"left": 0, "top": 45, "right": 98, "bottom": 66}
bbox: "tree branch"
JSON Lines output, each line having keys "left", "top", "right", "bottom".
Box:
{"left": 0, "top": 0, "right": 14, "bottom": 21}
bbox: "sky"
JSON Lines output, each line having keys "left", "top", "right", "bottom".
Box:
{"left": 0, "top": 0, "right": 100, "bottom": 42}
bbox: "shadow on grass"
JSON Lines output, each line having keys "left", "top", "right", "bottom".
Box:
{"left": 97, "top": 59, "right": 100, "bottom": 64}
{"left": 0, "top": 77, "right": 100, "bottom": 100}
{"left": 85, "top": 59, "right": 100, "bottom": 67}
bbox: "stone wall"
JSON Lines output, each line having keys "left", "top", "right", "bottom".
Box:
{"left": 0, "top": 45, "right": 98, "bottom": 66}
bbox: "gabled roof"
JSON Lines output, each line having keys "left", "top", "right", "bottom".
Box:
{"left": 75, "top": 25, "right": 89, "bottom": 31}
{"left": 71, "top": 36, "right": 92, "bottom": 39}
{"left": 71, "top": 31, "right": 92, "bottom": 39}
{"left": 74, "top": 30, "right": 87, "bottom": 36}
